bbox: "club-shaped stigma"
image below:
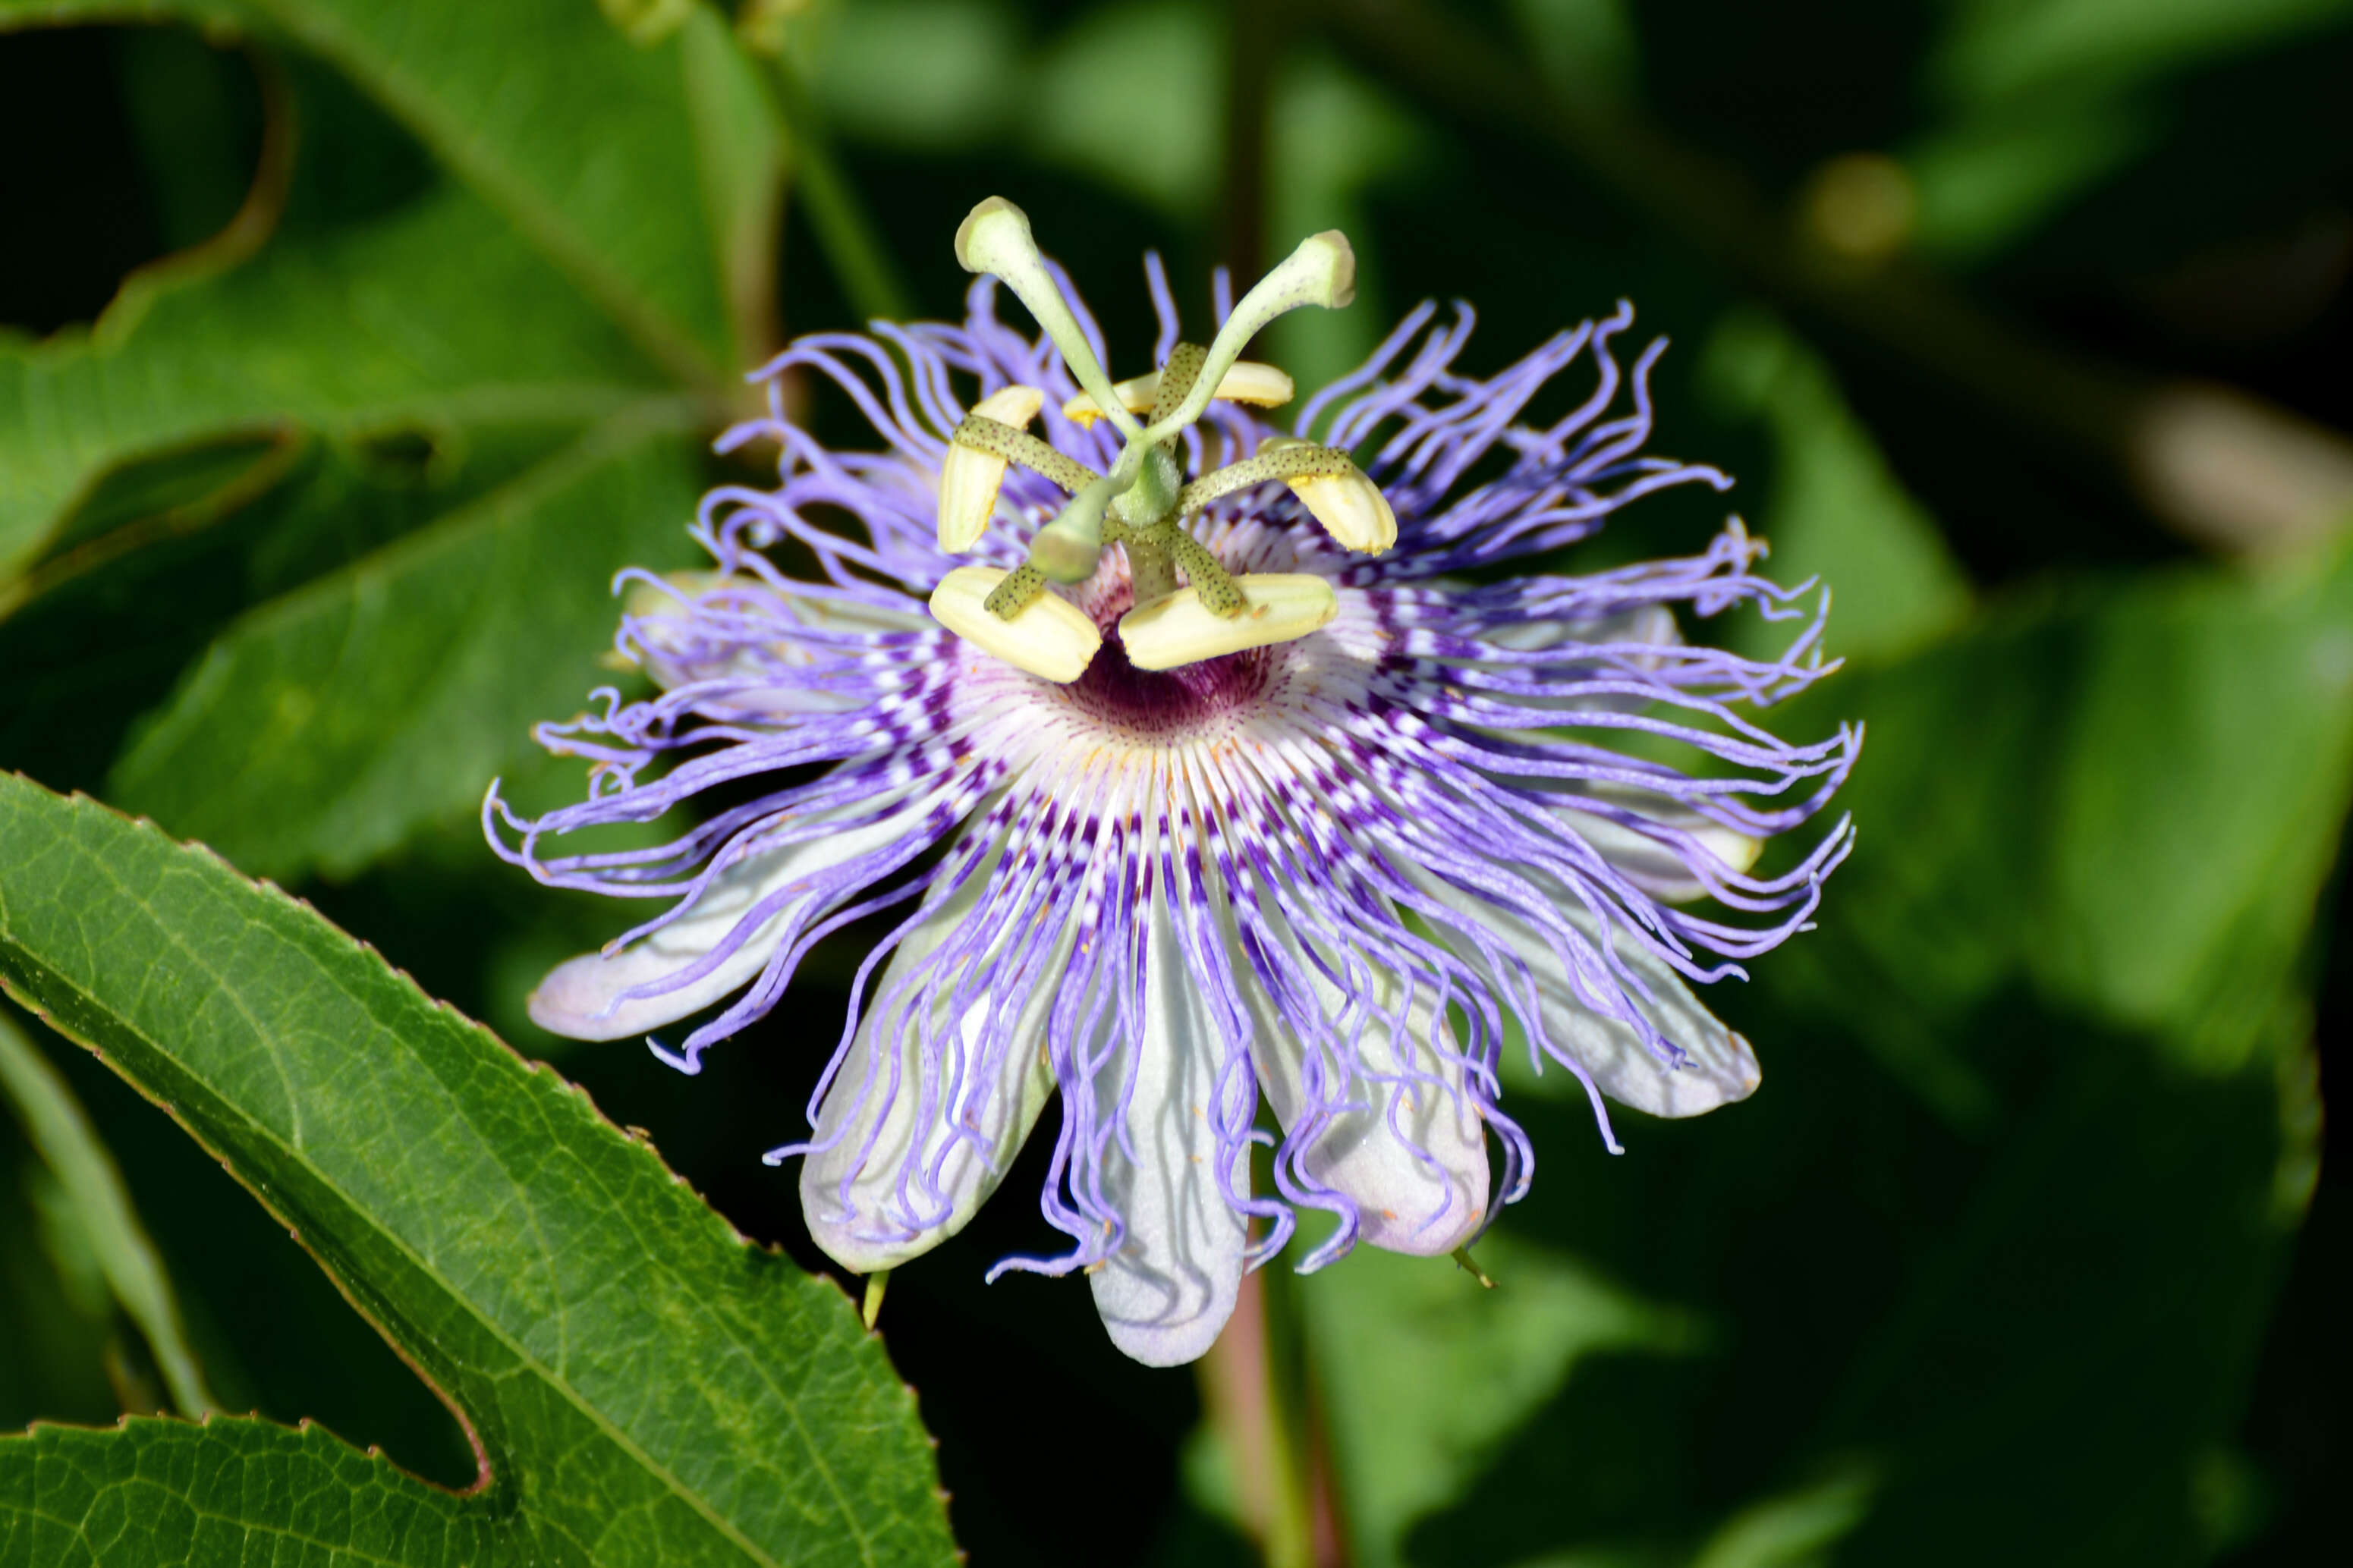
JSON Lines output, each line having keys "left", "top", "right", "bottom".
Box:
{"left": 956, "top": 199, "right": 1143, "bottom": 441}
{"left": 1134, "top": 230, "right": 1354, "bottom": 447}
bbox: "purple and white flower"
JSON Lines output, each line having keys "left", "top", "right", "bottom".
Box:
{"left": 487, "top": 200, "right": 1855, "bottom": 1366}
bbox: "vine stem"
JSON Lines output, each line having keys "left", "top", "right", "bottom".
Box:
{"left": 1202, "top": 1258, "right": 1351, "bottom": 1567}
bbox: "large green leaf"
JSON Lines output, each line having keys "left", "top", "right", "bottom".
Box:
{"left": 0, "top": 184, "right": 662, "bottom": 585}
{"left": 242, "top": 0, "right": 761, "bottom": 380}
{"left": 0, "top": 775, "right": 959, "bottom": 1566}
{"left": 0, "top": 0, "right": 768, "bottom": 382}
{"left": 1798, "top": 543, "right": 2353, "bottom": 1073}
{"left": 105, "top": 404, "right": 706, "bottom": 883}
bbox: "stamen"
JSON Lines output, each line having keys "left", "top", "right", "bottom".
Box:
{"left": 938, "top": 384, "right": 1047, "bottom": 552}
{"left": 950, "top": 410, "right": 1099, "bottom": 495}
{"left": 1173, "top": 438, "right": 1395, "bottom": 554}
{"left": 930, "top": 564, "right": 1102, "bottom": 683}
{"left": 1062, "top": 358, "right": 1295, "bottom": 428}
{"left": 1117, "top": 573, "right": 1337, "bottom": 669}
{"left": 956, "top": 197, "right": 1143, "bottom": 441}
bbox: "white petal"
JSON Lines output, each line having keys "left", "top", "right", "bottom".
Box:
{"left": 1235, "top": 906, "right": 1487, "bottom": 1255}
{"left": 1408, "top": 870, "right": 1760, "bottom": 1118}
{"left": 930, "top": 565, "right": 1102, "bottom": 683}
{"left": 1118, "top": 573, "right": 1337, "bottom": 671}
{"left": 1061, "top": 360, "right": 1296, "bottom": 427}
{"left": 1550, "top": 800, "right": 1763, "bottom": 905}
{"left": 800, "top": 867, "right": 1063, "bottom": 1273}
{"left": 529, "top": 803, "right": 930, "bottom": 1042}
{"left": 1287, "top": 469, "right": 1398, "bottom": 554}
{"left": 938, "top": 385, "right": 1044, "bottom": 553}
{"left": 1090, "top": 878, "right": 1248, "bottom": 1366}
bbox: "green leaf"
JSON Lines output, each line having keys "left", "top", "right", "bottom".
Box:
{"left": 1908, "top": 0, "right": 2353, "bottom": 262}
{"left": 1299, "top": 545, "right": 2351, "bottom": 1564}
{"left": 1799, "top": 541, "right": 2353, "bottom": 1072}
{"left": 0, "top": 1013, "right": 215, "bottom": 1419}
{"left": 1697, "top": 310, "right": 1973, "bottom": 666}
{"left": 105, "top": 404, "right": 706, "bottom": 883}
{"left": 0, "top": 184, "right": 663, "bottom": 586}
{"left": 1298, "top": 1234, "right": 1706, "bottom": 1568}
{"left": 0, "top": 0, "right": 774, "bottom": 381}
{"left": 0, "top": 775, "right": 959, "bottom": 1566}
{"left": 242, "top": 0, "right": 766, "bottom": 381}
{"left": 1933, "top": 0, "right": 2353, "bottom": 105}
{"left": 0, "top": 1416, "right": 502, "bottom": 1564}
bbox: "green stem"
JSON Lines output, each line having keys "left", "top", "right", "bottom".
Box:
{"left": 760, "top": 55, "right": 913, "bottom": 324}
{"left": 1260, "top": 1262, "right": 1320, "bottom": 1568}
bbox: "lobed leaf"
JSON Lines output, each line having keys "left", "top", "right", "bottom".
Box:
{"left": 0, "top": 775, "right": 960, "bottom": 1566}
{"left": 0, "top": 185, "right": 663, "bottom": 588}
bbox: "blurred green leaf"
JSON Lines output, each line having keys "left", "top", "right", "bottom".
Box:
{"left": 0, "top": 184, "right": 662, "bottom": 588}
{"left": 1298, "top": 540, "right": 2348, "bottom": 1565}
{"left": 1030, "top": 0, "right": 1219, "bottom": 218}
{"left": 1908, "top": 0, "right": 2353, "bottom": 262}
{"left": 681, "top": 6, "right": 786, "bottom": 363}
{"left": 1903, "top": 102, "right": 2157, "bottom": 268}
{"left": 1933, "top": 0, "right": 2353, "bottom": 105}
{"left": 0, "top": 775, "right": 958, "bottom": 1565}
{"left": 811, "top": 0, "right": 1024, "bottom": 152}
{"left": 105, "top": 404, "right": 703, "bottom": 883}
{"left": 1697, "top": 310, "right": 1973, "bottom": 666}
{"left": 1303, "top": 1234, "right": 1707, "bottom": 1568}
{"left": 1797, "top": 541, "right": 2353, "bottom": 1070}
{"left": 1265, "top": 55, "right": 1427, "bottom": 395}
{"left": 0, "top": 1128, "right": 120, "bottom": 1433}
{"left": 0, "top": 1012, "right": 214, "bottom": 1418}
{"left": 1508, "top": 0, "right": 1640, "bottom": 99}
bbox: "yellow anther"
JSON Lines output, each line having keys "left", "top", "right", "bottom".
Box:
{"left": 938, "top": 384, "right": 1046, "bottom": 553}
{"left": 1117, "top": 573, "right": 1337, "bottom": 671}
{"left": 1288, "top": 467, "right": 1398, "bottom": 554}
{"left": 930, "top": 564, "right": 1102, "bottom": 683}
{"left": 1062, "top": 362, "right": 1296, "bottom": 428}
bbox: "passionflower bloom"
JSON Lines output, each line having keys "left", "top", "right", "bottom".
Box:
{"left": 488, "top": 199, "right": 1854, "bottom": 1365}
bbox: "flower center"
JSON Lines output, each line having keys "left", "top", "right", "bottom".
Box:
{"left": 1066, "top": 622, "right": 1273, "bottom": 738}
{"left": 925, "top": 196, "right": 1395, "bottom": 687}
